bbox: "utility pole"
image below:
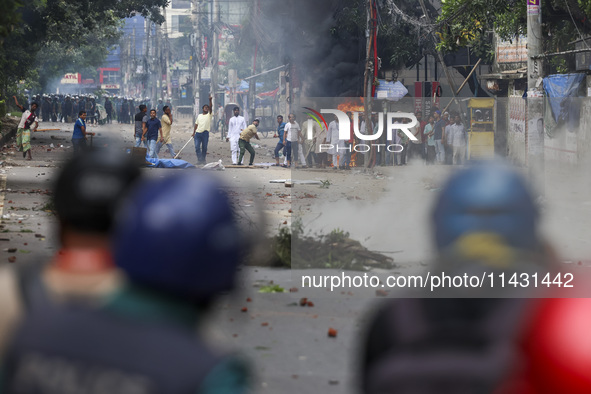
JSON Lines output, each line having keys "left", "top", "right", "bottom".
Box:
{"left": 145, "top": 20, "right": 152, "bottom": 101}
{"left": 364, "top": 0, "right": 375, "bottom": 169}
{"left": 192, "top": 0, "right": 202, "bottom": 122}
{"left": 211, "top": 0, "right": 219, "bottom": 117}
{"left": 248, "top": 0, "right": 258, "bottom": 123}
{"left": 526, "top": 0, "right": 544, "bottom": 194}
{"left": 162, "top": 6, "right": 172, "bottom": 100}
{"left": 153, "top": 21, "right": 162, "bottom": 107}
{"left": 418, "top": 0, "right": 463, "bottom": 120}
{"left": 132, "top": 24, "right": 136, "bottom": 97}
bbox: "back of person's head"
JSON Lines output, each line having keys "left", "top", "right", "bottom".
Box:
{"left": 112, "top": 172, "right": 243, "bottom": 305}
{"left": 54, "top": 149, "right": 141, "bottom": 235}
{"left": 432, "top": 161, "right": 539, "bottom": 253}
{"left": 429, "top": 161, "right": 555, "bottom": 277}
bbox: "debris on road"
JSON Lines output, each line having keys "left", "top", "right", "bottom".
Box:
{"left": 327, "top": 328, "right": 338, "bottom": 337}
{"left": 258, "top": 284, "right": 285, "bottom": 293}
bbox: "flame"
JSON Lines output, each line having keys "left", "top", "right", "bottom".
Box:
{"left": 337, "top": 98, "right": 365, "bottom": 113}
{"left": 335, "top": 98, "right": 366, "bottom": 168}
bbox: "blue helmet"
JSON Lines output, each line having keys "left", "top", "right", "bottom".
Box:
{"left": 432, "top": 162, "right": 539, "bottom": 252}
{"left": 112, "top": 173, "right": 242, "bottom": 301}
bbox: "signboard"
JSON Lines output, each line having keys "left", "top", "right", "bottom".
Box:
{"left": 497, "top": 35, "right": 527, "bottom": 64}
{"left": 527, "top": 0, "right": 540, "bottom": 14}
{"left": 101, "top": 84, "right": 120, "bottom": 89}
{"left": 375, "top": 80, "right": 408, "bottom": 101}
{"left": 61, "top": 73, "right": 80, "bottom": 84}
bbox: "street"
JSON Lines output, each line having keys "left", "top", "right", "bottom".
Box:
{"left": 2, "top": 118, "right": 591, "bottom": 393}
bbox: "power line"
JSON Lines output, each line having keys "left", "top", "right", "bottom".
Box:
{"left": 564, "top": 0, "right": 591, "bottom": 50}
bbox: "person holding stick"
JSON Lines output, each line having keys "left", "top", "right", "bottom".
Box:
{"left": 237, "top": 118, "right": 260, "bottom": 166}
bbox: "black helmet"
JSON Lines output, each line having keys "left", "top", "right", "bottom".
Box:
{"left": 54, "top": 149, "right": 141, "bottom": 233}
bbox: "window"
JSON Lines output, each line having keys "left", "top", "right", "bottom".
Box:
{"left": 171, "top": 0, "right": 190, "bottom": 9}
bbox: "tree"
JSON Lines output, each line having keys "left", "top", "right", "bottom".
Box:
{"left": 0, "top": 0, "right": 168, "bottom": 95}
{"left": 436, "top": 0, "right": 591, "bottom": 73}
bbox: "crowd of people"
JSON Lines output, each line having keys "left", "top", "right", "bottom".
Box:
{"left": 14, "top": 94, "right": 173, "bottom": 125}
{"left": 11, "top": 96, "right": 469, "bottom": 168}
{"left": 262, "top": 108, "right": 469, "bottom": 169}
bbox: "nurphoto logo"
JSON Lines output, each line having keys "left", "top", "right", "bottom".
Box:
{"left": 303, "top": 107, "right": 418, "bottom": 153}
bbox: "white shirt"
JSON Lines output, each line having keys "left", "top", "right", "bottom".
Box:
{"left": 325, "top": 120, "right": 343, "bottom": 155}
{"left": 450, "top": 123, "right": 466, "bottom": 147}
{"left": 285, "top": 121, "right": 300, "bottom": 142}
{"left": 359, "top": 120, "right": 366, "bottom": 135}
{"left": 228, "top": 115, "right": 246, "bottom": 139}
{"left": 18, "top": 110, "right": 35, "bottom": 129}
{"left": 445, "top": 124, "right": 453, "bottom": 145}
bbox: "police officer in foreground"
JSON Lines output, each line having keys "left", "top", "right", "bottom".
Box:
{"left": 1, "top": 172, "right": 250, "bottom": 394}
{"left": 360, "top": 162, "right": 558, "bottom": 394}
{"left": 0, "top": 149, "right": 141, "bottom": 362}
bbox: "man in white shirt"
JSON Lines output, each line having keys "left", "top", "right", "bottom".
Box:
{"left": 450, "top": 115, "right": 467, "bottom": 165}
{"left": 192, "top": 95, "right": 212, "bottom": 165}
{"left": 325, "top": 116, "right": 342, "bottom": 169}
{"left": 283, "top": 113, "right": 300, "bottom": 168}
{"left": 226, "top": 107, "right": 246, "bottom": 165}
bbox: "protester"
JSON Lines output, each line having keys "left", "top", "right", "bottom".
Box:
{"left": 193, "top": 95, "right": 213, "bottom": 165}
{"left": 442, "top": 112, "right": 454, "bottom": 165}
{"left": 433, "top": 110, "right": 446, "bottom": 164}
{"left": 450, "top": 115, "right": 467, "bottom": 165}
{"left": 238, "top": 118, "right": 260, "bottom": 166}
{"left": 156, "top": 105, "right": 177, "bottom": 158}
{"left": 424, "top": 115, "right": 436, "bottom": 165}
{"left": 134, "top": 104, "right": 149, "bottom": 148}
{"left": 326, "top": 115, "right": 342, "bottom": 169}
{"left": 284, "top": 113, "right": 300, "bottom": 168}
{"left": 72, "top": 110, "right": 95, "bottom": 154}
{"left": 142, "top": 109, "right": 162, "bottom": 159}
{"left": 13, "top": 96, "right": 39, "bottom": 160}
{"left": 227, "top": 106, "right": 246, "bottom": 165}
{"left": 274, "top": 115, "right": 287, "bottom": 166}
{"left": 314, "top": 122, "right": 328, "bottom": 168}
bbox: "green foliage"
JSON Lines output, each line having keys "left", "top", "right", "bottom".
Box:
{"left": 435, "top": 0, "right": 525, "bottom": 63}
{"left": 437, "top": 0, "right": 591, "bottom": 72}
{"left": 580, "top": 0, "right": 591, "bottom": 17}
{"left": 0, "top": 0, "right": 24, "bottom": 45}
{"left": 258, "top": 284, "right": 285, "bottom": 293}
{"left": 272, "top": 225, "right": 292, "bottom": 268}
{"left": 324, "top": 228, "right": 350, "bottom": 244}
{"left": 0, "top": 0, "right": 167, "bottom": 93}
